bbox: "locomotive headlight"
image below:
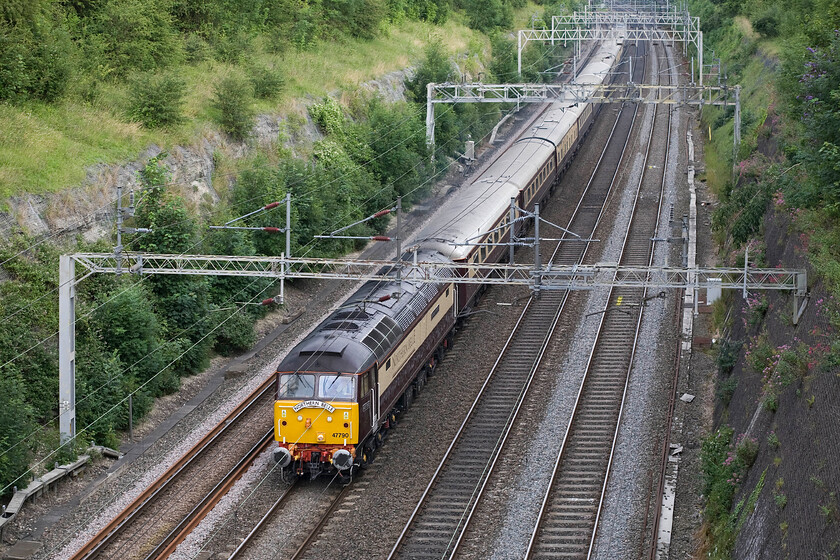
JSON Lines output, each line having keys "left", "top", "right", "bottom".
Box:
{"left": 317, "top": 433, "right": 325, "bottom": 442}
{"left": 327, "top": 416, "right": 333, "bottom": 422}
{"left": 297, "top": 415, "right": 303, "bottom": 422}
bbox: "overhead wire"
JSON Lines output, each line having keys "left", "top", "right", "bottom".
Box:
{"left": 0, "top": 102, "right": 482, "bottom": 466}
{"left": 34, "top": 82, "right": 557, "bottom": 558}
{"left": 0, "top": 275, "right": 277, "bottom": 498}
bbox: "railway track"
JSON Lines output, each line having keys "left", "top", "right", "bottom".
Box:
{"left": 525, "top": 41, "right": 674, "bottom": 559}
{"left": 71, "top": 377, "right": 276, "bottom": 560}
{"left": 386, "top": 43, "right": 648, "bottom": 560}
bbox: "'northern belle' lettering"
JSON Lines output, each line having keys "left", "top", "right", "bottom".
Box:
{"left": 292, "top": 400, "right": 336, "bottom": 413}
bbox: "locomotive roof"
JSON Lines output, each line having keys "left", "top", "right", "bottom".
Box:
{"left": 412, "top": 41, "right": 620, "bottom": 262}
{"left": 276, "top": 249, "right": 453, "bottom": 375}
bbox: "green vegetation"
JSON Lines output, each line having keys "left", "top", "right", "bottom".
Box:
{"left": 693, "top": 0, "right": 840, "bottom": 554}
{"left": 0, "top": 0, "right": 579, "bottom": 497}
{"left": 701, "top": 427, "right": 762, "bottom": 558}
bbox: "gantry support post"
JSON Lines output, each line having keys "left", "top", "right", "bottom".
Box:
{"left": 59, "top": 255, "right": 76, "bottom": 443}
{"left": 733, "top": 85, "right": 741, "bottom": 150}
{"left": 794, "top": 271, "right": 809, "bottom": 325}
{"left": 699, "top": 31, "right": 704, "bottom": 86}
{"left": 533, "top": 204, "right": 541, "bottom": 298}
{"left": 426, "top": 82, "right": 435, "bottom": 150}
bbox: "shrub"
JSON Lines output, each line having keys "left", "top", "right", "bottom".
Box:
{"left": 213, "top": 73, "right": 255, "bottom": 140}
{"left": 716, "top": 376, "right": 738, "bottom": 405}
{"left": 0, "top": 18, "right": 72, "bottom": 102}
{"left": 717, "top": 339, "right": 742, "bottom": 375}
{"left": 464, "top": 0, "right": 512, "bottom": 33}
{"left": 213, "top": 308, "right": 257, "bottom": 356}
{"left": 212, "top": 31, "right": 252, "bottom": 63}
{"left": 405, "top": 40, "right": 455, "bottom": 103}
{"left": 0, "top": 375, "right": 34, "bottom": 497}
{"left": 309, "top": 97, "right": 345, "bottom": 135}
{"left": 127, "top": 72, "right": 187, "bottom": 128}
{"left": 90, "top": 0, "right": 184, "bottom": 75}
{"left": 248, "top": 63, "right": 286, "bottom": 99}
{"left": 184, "top": 33, "right": 211, "bottom": 63}
{"left": 735, "top": 434, "right": 759, "bottom": 467}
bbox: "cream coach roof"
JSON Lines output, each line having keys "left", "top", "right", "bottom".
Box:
{"left": 415, "top": 40, "right": 620, "bottom": 262}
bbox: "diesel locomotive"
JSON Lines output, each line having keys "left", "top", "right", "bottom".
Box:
{"left": 272, "top": 39, "right": 623, "bottom": 480}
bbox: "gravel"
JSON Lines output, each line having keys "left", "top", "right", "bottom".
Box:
{"left": 6, "top": 42, "right": 708, "bottom": 560}
{"left": 3, "top": 100, "right": 548, "bottom": 560}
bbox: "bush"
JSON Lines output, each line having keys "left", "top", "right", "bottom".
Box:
{"left": 717, "top": 339, "right": 742, "bottom": 375}
{"left": 323, "top": 0, "right": 387, "bottom": 39}
{"left": 247, "top": 63, "right": 286, "bottom": 99}
{"left": 212, "top": 31, "right": 252, "bottom": 63}
{"left": 89, "top": 0, "right": 184, "bottom": 75}
{"left": 213, "top": 309, "right": 257, "bottom": 356}
{"left": 213, "top": 73, "right": 255, "bottom": 140}
{"left": 309, "top": 97, "right": 345, "bottom": 135}
{"left": 184, "top": 33, "right": 211, "bottom": 63}
{"left": 716, "top": 376, "right": 738, "bottom": 405}
{"left": 0, "top": 375, "right": 34, "bottom": 497}
{"left": 127, "top": 72, "right": 187, "bottom": 128}
{"left": 405, "top": 40, "right": 455, "bottom": 103}
{"left": 464, "top": 0, "right": 512, "bottom": 33}
{"left": 0, "top": 18, "right": 72, "bottom": 102}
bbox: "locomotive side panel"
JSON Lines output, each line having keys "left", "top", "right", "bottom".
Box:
{"left": 377, "top": 284, "right": 455, "bottom": 415}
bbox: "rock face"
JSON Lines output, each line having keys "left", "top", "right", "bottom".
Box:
{"left": 0, "top": 109, "right": 325, "bottom": 244}
{"left": 0, "top": 60, "right": 466, "bottom": 244}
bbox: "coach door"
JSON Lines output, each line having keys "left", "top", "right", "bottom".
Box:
{"left": 372, "top": 367, "right": 379, "bottom": 428}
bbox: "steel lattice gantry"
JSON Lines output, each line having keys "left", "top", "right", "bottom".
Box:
{"left": 59, "top": 251, "right": 808, "bottom": 442}
{"left": 424, "top": 81, "right": 740, "bottom": 147}
{"left": 517, "top": 8, "right": 703, "bottom": 81}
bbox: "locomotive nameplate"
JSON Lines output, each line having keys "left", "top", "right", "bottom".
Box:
{"left": 293, "top": 400, "right": 336, "bottom": 413}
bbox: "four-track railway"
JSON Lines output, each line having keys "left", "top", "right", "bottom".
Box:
{"left": 69, "top": 25, "right": 689, "bottom": 560}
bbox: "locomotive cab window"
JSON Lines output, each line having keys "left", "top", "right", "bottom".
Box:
{"left": 361, "top": 371, "right": 370, "bottom": 394}
{"left": 319, "top": 374, "right": 356, "bottom": 400}
{"left": 278, "top": 374, "right": 315, "bottom": 398}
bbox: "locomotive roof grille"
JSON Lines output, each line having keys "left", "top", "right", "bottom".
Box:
{"left": 299, "top": 349, "right": 344, "bottom": 357}
{"left": 333, "top": 310, "right": 371, "bottom": 320}
{"left": 322, "top": 321, "right": 360, "bottom": 331}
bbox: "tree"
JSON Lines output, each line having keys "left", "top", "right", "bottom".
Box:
{"left": 89, "top": 0, "right": 183, "bottom": 74}
{"left": 405, "top": 40, "right": 455, "bottom": 102}
{"left": 0, "top": 374, "right": 34, "bottom": 497}
{"left": 212, "top": 73, "right": 255, "bottom": 140}
{"left": 783, "top": 32, "right": 840, "bottom": 207}
{"left": 133, "top": 156, "right": 214, "bottom": 376}
{"left": 128, "top": 72, "right": 187, "bottom": 128}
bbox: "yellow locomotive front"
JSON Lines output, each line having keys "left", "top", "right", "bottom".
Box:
{"left": 273, "top": 372, "right": 361, "bottom": 479}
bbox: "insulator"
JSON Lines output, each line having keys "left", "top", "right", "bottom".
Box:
{"left": 261, "top": 298, "right": 275, "bottom": 305}
{"left": 263, "top": 227, "right": 281, "bottom": 233}
{"left": 378, "top": 295, "right": 391, "bottom": 302}
{"left": 371, "top": 236, "right": 391, "bottom": 241}
{"left": 373, "top": 209, "right": 392, "bottom": 218}
{"left": 264, "top": 202, "right": 281, "bottom": 210}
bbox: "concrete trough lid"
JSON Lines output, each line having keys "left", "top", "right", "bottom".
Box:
{"left": 680, "top": 393, "right": 695, "bottom": 403}
{"left": 90, "top": 445, "right": 121, "bottom": 459}
{"left": 40, "top": 468, "right": 66, "bottom": 486}
{"left": 3, "top": 540, "right": 42, "bottom": 559}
